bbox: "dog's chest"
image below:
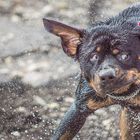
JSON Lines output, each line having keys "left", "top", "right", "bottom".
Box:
{"left": 127, "top": 108, "right": 140, "bottom": 136}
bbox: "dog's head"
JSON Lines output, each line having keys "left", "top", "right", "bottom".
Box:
{"left": 43, "top": 18, "right": 140, "bottom": 99}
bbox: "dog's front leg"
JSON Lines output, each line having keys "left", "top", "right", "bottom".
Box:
{"left": 52, "top": 101, "right": 91, "bottom": 140}
{"left": 52, "top": 77, "right": 95, "bottom": 140}
{"left": 52, "top": 76, "right": 114, "bottom": 140}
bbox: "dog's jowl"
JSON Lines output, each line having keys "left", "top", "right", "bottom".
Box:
{"left": 43, "top": 4, "right": 140, "bottom": 140}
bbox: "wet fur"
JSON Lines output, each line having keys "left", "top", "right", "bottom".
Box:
{"left": 43, "top": 4, "right": 140, "bottom": 140}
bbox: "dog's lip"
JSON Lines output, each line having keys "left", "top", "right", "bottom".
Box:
{"left": 90, "top": 75, "right": 138, "bottom": 99}
{"left": 106, "top": 74, "right": 140, "bottom": 100}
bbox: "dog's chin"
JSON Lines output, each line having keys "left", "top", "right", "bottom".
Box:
{"left": 89, "top": 76, "right": 140, "bottom": 100}
{"left": 92, "top": 84, "right": 129, "bottom": 97}
{"left": 94, "top": 82, "right": 140, "bottom": 100}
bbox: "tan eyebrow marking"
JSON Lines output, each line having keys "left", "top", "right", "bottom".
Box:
{"left": 96, "top": 46, "right": 101, "bottom": 52}
{"left": 112, "top": 49, "right": 119, "bottom": 55}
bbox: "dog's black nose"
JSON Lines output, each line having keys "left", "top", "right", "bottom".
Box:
{"left": 98, "top": 68, "right": 116, "bottom": 82}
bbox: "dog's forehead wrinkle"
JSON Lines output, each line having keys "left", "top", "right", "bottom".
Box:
{"left": 89, "top": 24, "right": 122, "bottom": 36}
{"left": 85, "top": 26, "right": 129, "bottom": 48}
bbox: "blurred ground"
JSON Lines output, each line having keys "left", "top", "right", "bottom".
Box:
{"left": 0, "top": 0, "right": 139, "bottom": 140}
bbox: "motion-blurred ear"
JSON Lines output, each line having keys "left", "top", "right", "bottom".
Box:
{"left": 43, "top": 18, "right": 84, "bottom": 58}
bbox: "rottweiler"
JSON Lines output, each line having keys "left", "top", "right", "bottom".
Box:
{"left": 43, "top": 3, "right": 140, "bottom": 140}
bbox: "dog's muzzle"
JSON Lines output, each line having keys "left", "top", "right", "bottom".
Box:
{"left": 98, "top": 66, "right": 116, "bottom": 83}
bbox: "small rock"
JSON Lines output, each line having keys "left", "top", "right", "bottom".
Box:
{"left": 56, "top": 97, "right": 64, "bottom": 102}
{"left": 11, "top": 15, "right": 20, "bottom": 23}
{"left": 60, "top": 107, "right": 67, "bottom": 112}
{"left": 56, "top": 2, "right": 68, "bottom": 9}
{"left": 1, "top": 33, "right": 14, "bottom": 43}
{"left": 48, "top": 103, "right": 59, "bottom": 109}
{"left": 33, "top": 95, "right": 47, "bottom": 107}
{"left": 11, "top": 131, "right": 21, "bottom": 137}
{"left": 88, "top": 115, "right": 98, "bottom": 120}
{"left": 102, "top": 119, "right": 111, "bottom": 126}
{"left": 64, "top": 97, "right": 74, "bottom": 103}
{"left": 41, "top": 5, "right": 53, "bottom": 15}
{"left": 16, "top": 106, "right": 27, "bottom": 113}
{"left": 95, "top": 109, "right": 107, "bottom": 116}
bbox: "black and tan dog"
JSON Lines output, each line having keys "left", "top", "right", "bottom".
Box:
{"left": 43, "top": 4, "right": 140, "bottom": 140}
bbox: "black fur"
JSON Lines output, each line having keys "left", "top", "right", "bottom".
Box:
{"left": 43, "top": 4, "right": 140, "bottom": 140}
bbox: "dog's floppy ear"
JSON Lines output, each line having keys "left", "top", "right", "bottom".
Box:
{"left": 43, "top": 18, "right": 84, "bottom": 58}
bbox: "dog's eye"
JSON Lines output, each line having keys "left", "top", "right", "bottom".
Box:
{"left": 118, "top": 52, "right": 130, "bottom": 62}
{"left": 90, "top": 53, "right": 98, "bottom": 63}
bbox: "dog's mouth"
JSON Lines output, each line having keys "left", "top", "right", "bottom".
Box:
{"left": 105, "top": 75, "right": 140, "bottom": 100}
{"left": 107, "top": 76, "right": 137, "bottom": 93}
{"left": 90, "top": 75, "right": 140, "bottom": 101}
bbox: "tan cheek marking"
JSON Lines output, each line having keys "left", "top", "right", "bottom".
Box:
{"left": 89, "top": 74, "right": 101, "bottom": 91}
{"left": 87, "top": 98, "right": 113, "bottom": 110}
{"left": 126, "top": 69, "right": 138, "bottom": 81}
{"left": 125, "top": 68, "right": 140, "bottom": 86}
{"left": 135, "top": 80, "right": 140, "bottom": 85}
{"left": 134, "top": 71, "right": 140, "bottom": 85}
{"left": 87, "top": 99, "right": 101, "bottom": 110}
{"left": 96, "top": 46, "right": 101, "bottom": 52}
{"left": 114, "top": 69, "right": 139, "bottom": 94}
{"left": 128, "top": 95, "right": 140, "bottom": 106}
{"left": 89, "top": 79, "right": 97, "bottom": 92}
{"left": 138, "top": 56, "right": 140, "bottom": 60}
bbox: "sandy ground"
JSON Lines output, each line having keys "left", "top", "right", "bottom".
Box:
{"left": 0, "top": 0, "right": 139, "bottom": 139}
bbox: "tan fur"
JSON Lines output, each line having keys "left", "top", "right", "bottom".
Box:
{"left": 128, "top": 95, "right": 140, "bottom": 106}
{"left": 87, "top": 97, "right": 114, "bottom": 110}
{"left": 89, "top": 79, "right": 98, "bottom": 92}
{"left": 114, "top": 85, "right": 130, "bottom": 94}
{"left": 112, "top": 49, "right": 119, "bottom": 55}
{"left": 96, "top": 46, "right": 101, "bottom": 52}
{"left": 120, "top": 108, "right": 135, "bottom": 140}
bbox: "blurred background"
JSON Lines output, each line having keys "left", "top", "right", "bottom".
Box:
{"left": 0, "top": 0, "right": 139, "bottom": 139}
